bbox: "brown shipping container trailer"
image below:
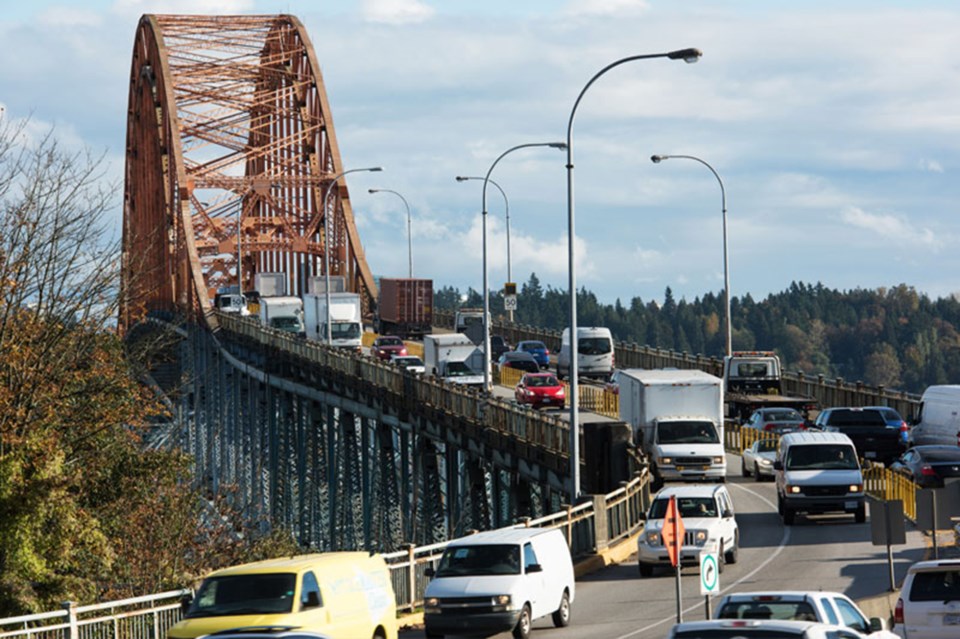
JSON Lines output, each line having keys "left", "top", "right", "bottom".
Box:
{"left": 376, "top": 278, "right": 433, "bottom": 338}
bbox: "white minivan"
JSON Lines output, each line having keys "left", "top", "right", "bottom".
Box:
{"left": 911, "top": 385, "right": 960, "bottom": 446}
{"left": 556, "top": 326, "right": 614, "bottom": 380}
{"left": 423, "top": 527, "right": 575, "bottom": 639}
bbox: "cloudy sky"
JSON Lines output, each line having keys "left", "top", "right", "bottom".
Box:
{"left": 3, "top": 0, "right": 960, "bottom": 306}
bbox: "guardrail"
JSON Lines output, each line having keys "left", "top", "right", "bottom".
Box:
{"left": 0, "top": 590, "right": 190, "bottom": 639}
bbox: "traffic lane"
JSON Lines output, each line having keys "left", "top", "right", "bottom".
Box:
{"left": 400, "top": 465, "right": 783, "bottom": 639}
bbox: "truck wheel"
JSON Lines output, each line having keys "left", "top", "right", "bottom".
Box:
{"left": 855, "top": 503, "right": 866, "bottom": 524}
{"left": 783, "top": 507, "right": 795, "bottom": 526}
{"left": 638, "top": 562, "right": 654, "bottom": 577}
{"left": 718, "top": 542, "right": 725, "bottom": 573}
{"left": 512, "top": 604, "right": 532, "bottom": 639}
{"left": 552, "top": 590, "right": 571, "bottom": 627}
{"left": 754, "top": 463, "right": 762, "bottom": 482}
{"left": 777, "top": 493, "right": 784, "bottom": 515}
{"left": 425, "top": 631, "right": 443, "bottom": 639}
{"left": 725, "top": 532, "right": 739, "bottom": 564}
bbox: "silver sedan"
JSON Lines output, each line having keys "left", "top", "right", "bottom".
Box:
{"left": 742, "top": 438, "right": 779, "bottom": 480}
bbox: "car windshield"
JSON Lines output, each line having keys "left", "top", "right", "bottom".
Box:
{"left": 188, "top": 573, "right": 296, "bottom": 617}
{"left": 525, "top": 375, "right": 559, "bottom": 387}
{"left": 649, "top": 497, "right": 717, "bottom": 519}
{"left": 785, "top": 444, "right": 859, "bottom": 470}
{"left": 378, "top": 337, "right": 403, "bottom": 346}
{"left": 764, "top": 410, "right": 802, "bottom": 422}
{"left": 395, "top": 357, "right": 423, "bottom": 367}
{"left": 445, "top": 361, "right": 475, "bottom": 376}
{"left": 825, "top": 409, "right": 886, "bottom": 427}
{"left": 920, "top": 448, "right": 960, "bottom": 462}
{"left": 657, "top": 421, "right": 719, "bottom": 444}
{"left": 434, "top": 544, "right": 521, "bottom": 577}
{"left": 909, "top": 569, "right": 960, "bottom": 602}
{"left": 717, "top": 600, "right": 819, "bottom": 621}
{"left": 578, "top": 337, "right": 610, "bottom": 355}
{"left": 756, "top": 440, "right": 779, "bottom": 453}
{"left": 331, "top": 323, "right": 360, "bottom": 339}
{"left": 271, "top": 317, "right": 302, "bottom": 332}
{"left": 521, "top": 341, "right": 546, "bottom": 351}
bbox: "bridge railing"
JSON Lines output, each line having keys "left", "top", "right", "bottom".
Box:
{"left": 0, "top": 590, "right": 190, "bottom": 639}
{"left": 433, "top": 310, "right": 923, "bottom": 416}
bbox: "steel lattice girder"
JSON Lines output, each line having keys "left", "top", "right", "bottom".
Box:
{"left": 122, "top": 14, "right": 378, "bottom": 330}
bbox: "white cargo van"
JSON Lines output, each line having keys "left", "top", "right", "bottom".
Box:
{"left": 423, "top": 527, "right": 574, "bottom": 639}
{"left": 556, "top": 326, "right": 614, "bottom": 380}
{"left": 911, "top": 385, "right": 960, "bottom": 446}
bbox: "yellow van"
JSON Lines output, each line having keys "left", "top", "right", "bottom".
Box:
{"left": 167, "top": 552, "right": 396, "bottom": 639}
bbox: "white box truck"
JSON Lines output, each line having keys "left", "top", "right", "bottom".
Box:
{"left": 618, "top": 368, "right": 727, "bottom": 486}
{"left": 259, "top": 296, "right": 305, "bottom": 337}
{"left": 423, "top": 333, "right": 485, "bottom": 388}
{"left": 303, "top": 292, "right": 362, "bottom": 352}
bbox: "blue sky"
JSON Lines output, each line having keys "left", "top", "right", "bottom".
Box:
{"left": 3, "top": 0, "right": 960, "bottom": 306}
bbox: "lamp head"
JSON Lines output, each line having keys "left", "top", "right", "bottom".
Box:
{"left": 368, "top": 188, "right": 379, "bottom": 194}
{"left": 455, "top": 176, "right": 470, "bottom": 182}
{"left": 667, "top": 47, "right": 702, "bottom": 63}
{"left": 548, "top": 142, "right": 568, "bottom": 150}
{"left": 369, "top": 166, "right": 384, "bottom": 172}
{"left": 651, "top": 155, "right": 667, "bottom": 164}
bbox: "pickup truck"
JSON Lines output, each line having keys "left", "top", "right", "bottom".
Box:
{"left": 722, "top": 351, "right": 818, "bottom": 422}
{"left": 813, "top": 407, "right": 904, "bottom": 465}
{"left": 714, "top": 591, "right": 898, "bottom": 638}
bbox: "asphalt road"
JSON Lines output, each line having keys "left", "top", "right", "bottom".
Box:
{"left": 401, "top": 452, "right": 930, "bottom": 639}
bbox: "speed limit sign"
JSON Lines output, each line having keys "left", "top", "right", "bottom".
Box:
{"left": 504, "top": 295, "right": 517, "bottom": 311}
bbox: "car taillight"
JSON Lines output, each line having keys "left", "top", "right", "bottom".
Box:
{"left": 921, "top": 465, "right": 937, "bottom": 476}
{"left": 764, "top": 423, "right": 774, "bottom": 431}
{"left": 400, "top": 347, "right": 408, "bottom": 356}
{"left": 894, "top": 597, "right": 903, "bottom": 624}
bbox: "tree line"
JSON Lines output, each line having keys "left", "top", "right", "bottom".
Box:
{"left": 436, "top": 275, "right": 960, "bottom": 393}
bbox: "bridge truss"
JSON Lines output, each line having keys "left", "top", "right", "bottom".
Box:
{"left": 121, "top": 14, "right": 377, "bottom": 328}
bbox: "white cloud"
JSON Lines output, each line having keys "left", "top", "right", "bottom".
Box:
{"left": 920, "top": 158, "right": 944, "bottom": 173}
{"left": 840, "top": 206, "right": 940, "bottom": 250}
{"left": 38, "top": 7, "right": 102, "bottom": 27}
{"left": 111, "top": 0, "right": 255, "bottom": 17}
{"left": 362, "top": 0, "right": 434, "bottom": 24}
{"left": 562, "top": 0, "right": 649, "bottom": 18}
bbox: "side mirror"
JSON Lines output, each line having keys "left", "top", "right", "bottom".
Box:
{"left": 304, "top": 591, "right": 321, "bottom": 608}
{"left": 722, "top": 509, "right": 734, "bottom": 519}
{"left": 179, "top": 593, "right": 193, "bottom": 616}
{"left": 869, "top": 617, "right": 883, "bottom": 632}
{"left": 526, "top": 563, "right": 543, "bottom": 574}
{"left": 424, "top": 567, "right": 435, "bottom": 578}
{"left": 773, "top": 460, "right": 783, "bottom": 470}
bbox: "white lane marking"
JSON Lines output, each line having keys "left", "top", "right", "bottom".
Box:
{"left": 613, "top": 483, "right": 791, "bottom": 639}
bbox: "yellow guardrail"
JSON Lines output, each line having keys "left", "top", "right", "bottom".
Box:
{"left": 363, "top": 331, "right": 425, "bottom": 358}
{"left": 863, "top": 465, "right": 918, "bottom": 521}
{"left": 495, "top": 367, "right": 620, "bottom": 417}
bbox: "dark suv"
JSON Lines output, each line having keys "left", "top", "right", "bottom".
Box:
{"left": 813, "top": 407, "right": 904, "bottom": 465}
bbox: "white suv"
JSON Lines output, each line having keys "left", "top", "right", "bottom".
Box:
{"left": 895, "top": 559, "right": 960, "bottom": 638}
{"left": 637, "top": 484, "right": 738, "bottom": 577}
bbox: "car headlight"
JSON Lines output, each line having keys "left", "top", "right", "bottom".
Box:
{"left": 643, "top": 530, "right": 662, "bottom": 545}
{"left": 758, "top": 458, "right": 772, "bottom": 466}
{"left": 424, "top": 597, "right": 440, "bottom": 613}
{"left": 659, "top": 457, "right": 673, "bottom": 465}
{"left": 849, "top": 484, "right": 862, "bottom": 493}
{"left": 694, "top": 531, "right": 707, "bottom": 543}
{"left": 712, "top": 456, "right": 724, "bottom": 464}
{"left": 490, "top": 594, "right": 513, "bottom": 611}
{"left": 786, "top": 485, "right": 801, "bottom": 494}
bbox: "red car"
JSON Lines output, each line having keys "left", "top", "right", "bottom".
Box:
{"left": 371, "top": 335, "right": 407, "bottom": 361}
{"left": 515, "top": 372, "right": 566, "bottom": 410}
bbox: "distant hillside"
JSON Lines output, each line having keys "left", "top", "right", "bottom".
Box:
{"left": 435, "top": 276, "right": 960, "bottom": 393}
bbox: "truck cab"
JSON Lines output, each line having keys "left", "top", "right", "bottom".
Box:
{"left": 722, "top": 351, "right": 783, "bottom": 395}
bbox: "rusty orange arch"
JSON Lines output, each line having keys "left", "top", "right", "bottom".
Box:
{"left": 121, "top": 14, "right": 377, "bottom": 329}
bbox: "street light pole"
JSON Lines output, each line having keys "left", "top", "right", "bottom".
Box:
{"left": 480, "top": 142, "right": 566, "bottom": 392}
{"left": 368, "top": 188, "right": 413, "bottom": 278}
{"left": 322, "top": 166, "right": 383, "bottom": 344}
{"left": 456, "top": 176, "right": 513, "bottom": 321}
{"left": 651, "top": 154, "right": 730, "bottom": 357}
{"left": 564, "top": 48, "right": 701, "bottom": 504}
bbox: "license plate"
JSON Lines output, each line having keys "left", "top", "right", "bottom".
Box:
{"left": 701, "top": 465, "right": 710, "bottom": 471}
{"left": 865, "top": 451, "right": 877, "bottom": 458}
{"left": 676, "top": 466, "right": 685, "bottom": 471}
{"left": 945, "top": 614, "right": 960, "bottom": 625}
{"left": 845, "top": 501, "right": 859, "bottom": 509}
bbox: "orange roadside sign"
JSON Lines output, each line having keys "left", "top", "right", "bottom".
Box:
{"left": 662, "top": 495, "right": 686, "bottom": 567}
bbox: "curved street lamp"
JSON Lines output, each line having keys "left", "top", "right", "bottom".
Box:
{"left": 564, "top": 48, "right": 701, "bottom": 504}
{"left": 456, "top": 176, "right": 515, "bottom": 321}
{"left": 368, "top": 188, "right": 413, "bottom": 278}
{"left": 480, "top": 142, "right": 567, "bottom": 391}
{"left": 322, "top": 166, "right": 383, "bottom": 344}
{"left": 651, "top": 154, "right": 731, "bottom": 357}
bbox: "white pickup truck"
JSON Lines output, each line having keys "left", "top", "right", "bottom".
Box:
{"left": 714, "top": 591, "right": 897, "bottom": 638}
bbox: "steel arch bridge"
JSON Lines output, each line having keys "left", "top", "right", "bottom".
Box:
{"left": 121, "top": 14, "right": 377, "bottom": 328}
